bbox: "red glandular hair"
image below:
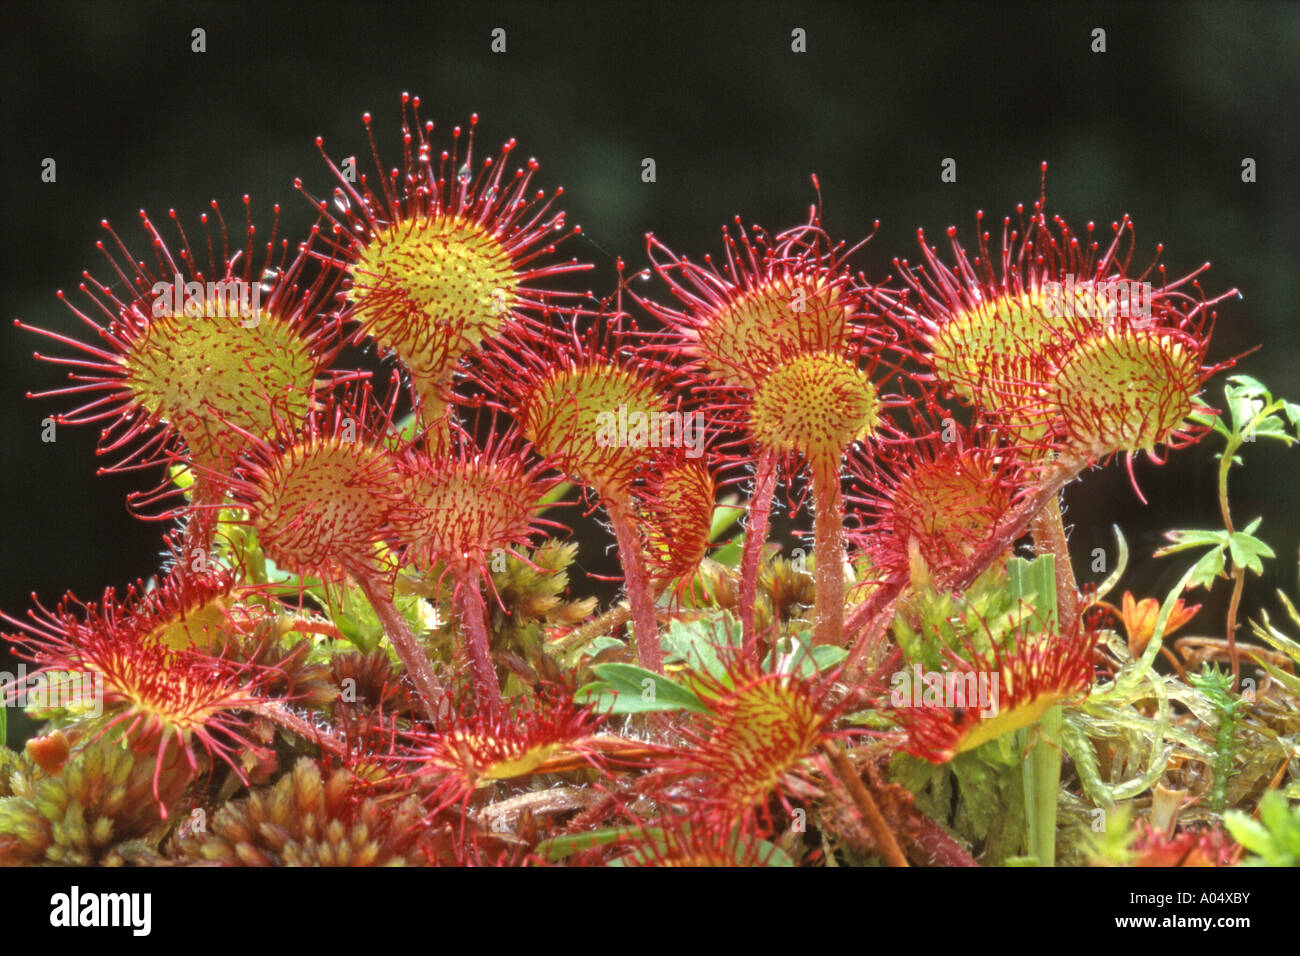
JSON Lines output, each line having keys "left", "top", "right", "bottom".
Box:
{"left": 16, "top": 199, "right": 348, "bottom": 513}
{"left": 892, "top": 167, "right": 1238, "bottom": 489}
{"left": 887, "top": 605, "right": 1102, "bottom": 765}
{"left": 636, "top": 207, "right": 909, "bottom": 479}
{"left": 471, "top": 304, "right": 681, "bottom": 504}
{"left": 639, "top": 208, "right": 873, "bottom": 390}
{"left": 194, "top": 383, "right": 410, "bottom": 585}
{"left": 651, "top": 653, "right": 846, "bottom": 838}
{"left": 632, "top": 449, "right": 717, "bottom": 600}
{"left": 846, "top": 404, "right": 1034, "bottom": 590}
{"left": 582, "top": 811, "right": 789, "bottom": 867}
{"left": 390, "top": 415, "right": 568, "bottom": 596}
{"left": 301, "top": 94, "right": 590, "bottom": 417}
{"left": 1, "top": 567, "right": 278, "bottom": 807}
{"left": 404, "top": 687, "right": 607, "bottom": 816}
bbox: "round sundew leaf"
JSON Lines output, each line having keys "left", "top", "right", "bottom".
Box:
{"left": 399, "top": 457, "right": 545, "bottom": 568}
{"left": 151, "top": 599, "right": 234, "bottom": 652}
{"left": 14, "top": 603, "right": 271, "bottom": 789}
{"left": 696, "top": 275, "right": 848, "bottom": 388}
{"left": 953, "top": 689, "right": 1065, "bottom": 755}
{"left": 350, "top": 216, "right": 519, "bottom": 406}
{"left": 747, "top": 352, "right": 880, "bottom": 460}
{"left": 438, "top": 732, "right": 566, "bottom": 784}
{"left": 638, "top": 457, "right": 714, "bottom": 588}
{"left": 250, "top": 440, "right": 396, "bottom": 578}
{"left": 929, "top": 291, "right": 1087, "bottom": 410}
{"left": 1051, "top": 329, "right": 1201, "bottom": 457}
{"left": 122, "top": 308, "right": 317, "bottom": 465}
{"left": 889, "top": 453, "right": 1013, "bottom": 577}
{"left": 694, "top": 675, "right": 828, "bottom": 813}
{"left": 519, "top": 365, "right": 669, "bottom": 497}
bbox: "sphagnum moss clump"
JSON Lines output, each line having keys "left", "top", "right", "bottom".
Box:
{"left": 6, "top": 106, "right": 1292, "bottom": 869}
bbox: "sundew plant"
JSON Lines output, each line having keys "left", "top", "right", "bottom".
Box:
{"left": 2, "top": 95, "right": 1298, "bottom": 868}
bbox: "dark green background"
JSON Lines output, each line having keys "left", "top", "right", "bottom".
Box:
{"left": 2, "top": 0, "right": 1298, "bottom": 743}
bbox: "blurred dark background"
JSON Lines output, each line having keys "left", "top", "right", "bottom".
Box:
{"left": 2, "top": 0, "right": 1298, "bottom": 745}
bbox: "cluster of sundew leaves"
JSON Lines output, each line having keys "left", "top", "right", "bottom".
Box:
{"left": 3, "top": 101, "right": 1297, "bottom": 866}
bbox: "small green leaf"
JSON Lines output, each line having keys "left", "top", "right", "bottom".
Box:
{"left": 1228, "top": 392, "right": 1262, "bottom": 434}
{"left": 661, "top": 616, "right": 738, "bottom": 680}
{"left": 1188, "top": 407, "right": 1223, "bottom": 430}
{"left": 534, "top": 826, "right": 632, "bottom": 861}
{"left": 711, "top": 535, "right": 742, "bottom": 568}
{"left": 811, "top": 645, "right": 848, "bottom": 672}
{"left": 576, "top": 663, "right": 709, "bottom": 715}
{"left": 1248, "top": 415, "right": 1290, "bottom": 440}
{"left": 709, "top": 502, "right": 745, "bottom": 543}
{"left": 1228, "top": 531, "right": 1275, "bottom": 576}
{"left": 1226, "top": 374, "right": 1269, "bottom": 398}
{"left": 1251, "top": 606, "right": 1300, "bottom": 665}
{"left": 1224, "top": 791, "right": 1300, "bottom": 865}
{"left": 574, "top": 681, "right": 664, "bottom": 715}
{"left": 1187, "top": 546, "right": 1227, "bottom": 589}
{"left": 1155, "top": 528, "right": 1229, "bottom": 556}
{"left": 1222, "top": 813, "right": 1273, "bottom": 856}
{"left": 582, "top": 636, "right": 624, "bottom": 656}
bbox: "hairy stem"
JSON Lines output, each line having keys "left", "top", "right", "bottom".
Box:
{"left": 842, "top": 598, "right": 904, "bottom": 684}
{"left": 907, "top": 813, "right": 980, "bottom": 867}
{"left": 249, "top": 701, "right": 347, "bottom": 757}
{"left": 1224, "top": 569, "right": 1246, "bottom": 689}
{"left": 608, "top": 498, "right": 663, "bottom": 673}
{"left": 181, "top": 473, "right": 221, "bottom": 566}
{"left": 811, "top": 455, "right": 847, "bottom": 647}
{"left": 739, "top": 449, "right": 778, "bottom": 663}
{"left": 356, "top": 571, "right": 447, "bottom": 725}
{"left": 455, "top": 564, "right": 505, "bottom": 713}
{"left": 951, "top": 456, "right": 1085, "bottom": 593}
{"left": 843, "top": 579, "right": 906, "bottom": 645}
{"left": 1032, "top": 494, "right": 1078, "bottom": 628}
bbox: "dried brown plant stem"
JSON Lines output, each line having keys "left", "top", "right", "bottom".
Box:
{"left": 555, "top": 603, "right": 633, "bottom": 652}
{"left": 822, "top": 741, "right": 909, "bottom": 867}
